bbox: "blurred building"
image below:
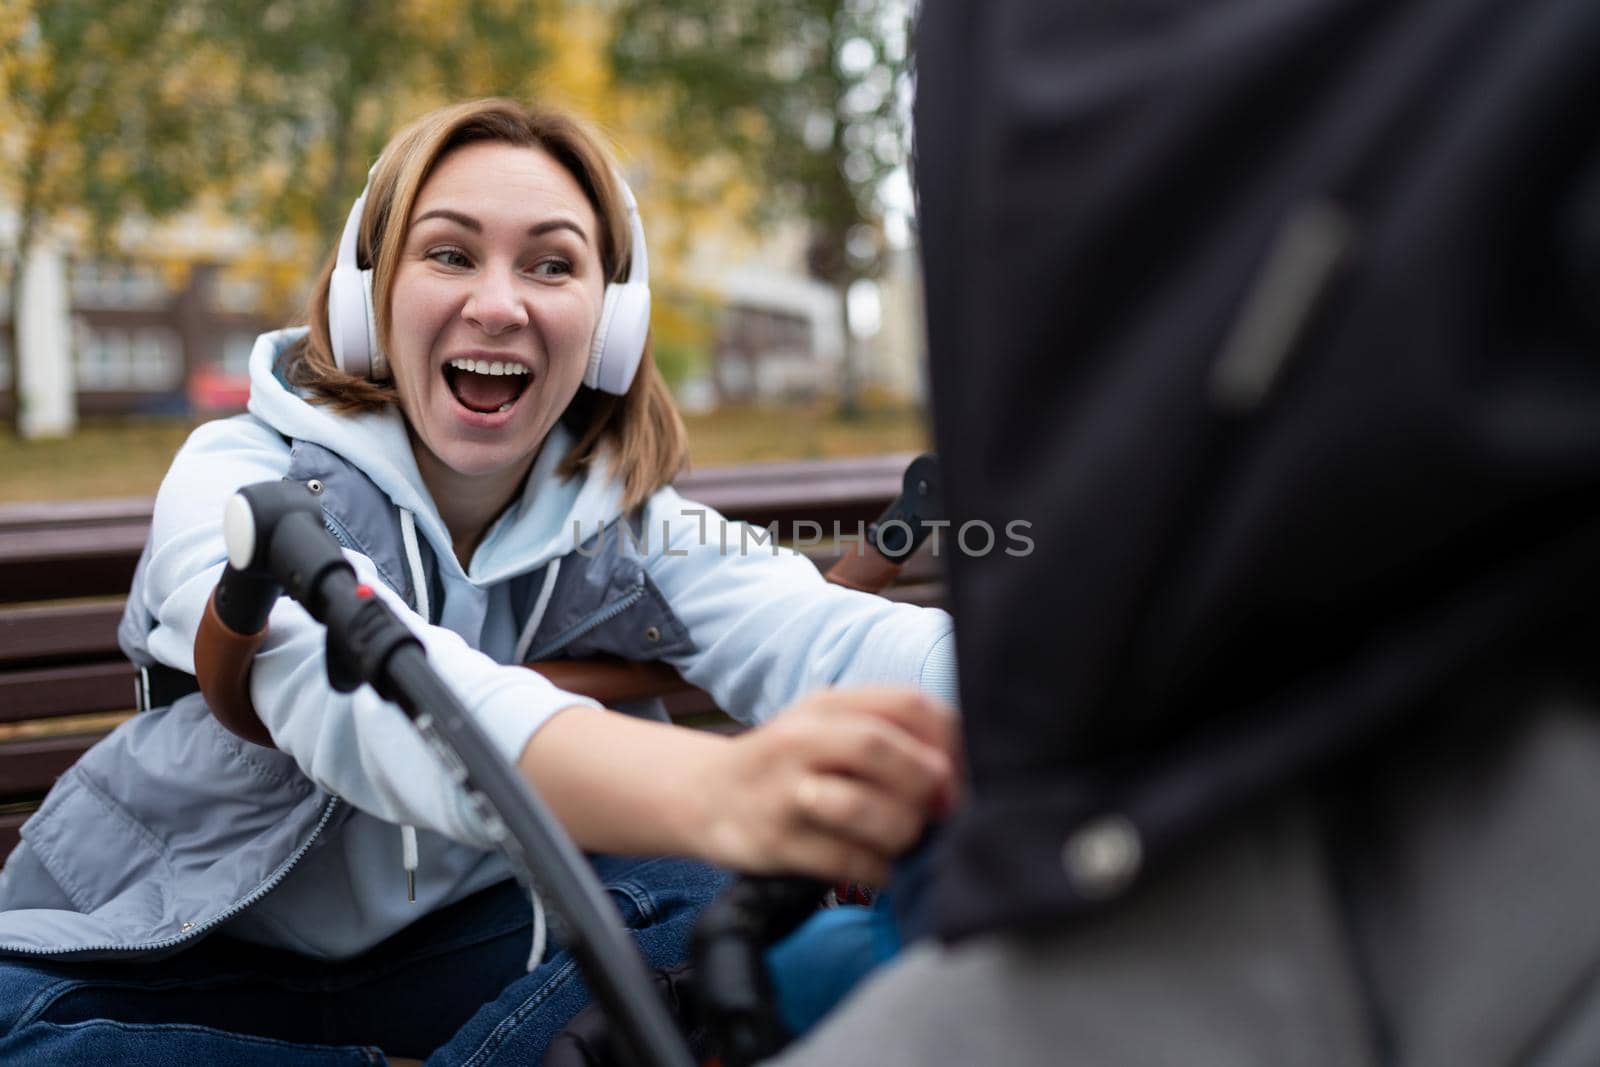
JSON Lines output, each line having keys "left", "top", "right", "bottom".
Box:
{"left": 872, "top": 245, "right": 930, "bottom": 401}
{"left": 1, "top": 175, "right": 926, "bottom": 433}
{"left": 0, "top": 259, "right": 271, "bottom": 420}
{"left": 714, "top": 267, "right": 844, "bottom": 403}
{"left": 0, "top": 210, "right": 287, "bottom": 428}
{"left": 689, "top": 217, "right": 926, "bottom": 407}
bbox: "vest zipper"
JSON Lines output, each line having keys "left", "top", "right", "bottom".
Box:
{"left": 0, "top": 794, "right": 343, "bottom": 958}
{"left": 324, "top": 515, "right": 354, "bottom": 550}
{"left": 526, "top": 579, "right": 647, "bottom": 661}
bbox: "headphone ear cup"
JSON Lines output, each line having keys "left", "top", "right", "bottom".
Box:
{"left": 328, "top": 182, "right": 385, "bottom": 381}
{"left": 585, "top": 281, "right": 651, "bottom": 395}
{"left": 362, "top": 269, "right": 388, "bottom": 381}
{"left": 585, "top": 287, "right": 621, "bottom": 391}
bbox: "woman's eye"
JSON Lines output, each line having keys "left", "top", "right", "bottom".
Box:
{"left": 428, "top": 248, "right": 472, "bottom": 269}
{"left": 531, "top": 258, "right": 573, "bottom": 278}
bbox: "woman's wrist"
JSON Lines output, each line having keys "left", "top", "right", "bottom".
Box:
{"left": 517, "top": 703, "right": 734, "bottom": 860}
{"left": 659, "top": 730, "right": 735, "bottom": 861}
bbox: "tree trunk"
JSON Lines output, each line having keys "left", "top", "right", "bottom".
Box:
{"left": 836, "top": 276, "right": 863, "bottom": 419}
{"left": 13, "top": 234, "right": 77, "bottom": 440}
{"left": 313, "top": 0, "right": 368, "bottom": 254}
{"left": 316, "top": 93, "right": 359, "bottom": 255}
{"left": 9, "top": 131, "right": 48, "bottom": 435}
{"left": 6, "top": 264, "right": 23, "bottom": 433}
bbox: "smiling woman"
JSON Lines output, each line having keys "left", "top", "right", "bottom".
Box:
{"left": 0, "top": 98, "right": 960, "bottom": 1066}
{"left": 385, "top": 141, "right": 609, "bottom": 563}
{"left": 282, "top": 104, "right": 684, "bottom": 567}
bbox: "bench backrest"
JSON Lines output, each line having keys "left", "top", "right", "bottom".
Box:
{"left": 0, "top": 453, "right": 945, "bottom": 861}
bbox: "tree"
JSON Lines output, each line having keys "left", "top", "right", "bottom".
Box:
{"left": 1, "top": 0, "right": 249, "bottom": 431}
{"left": 205, "top": 0, "right": 558, "bottom": 256}
{"left": 610, "top": 0, "right": 914, "bottom": 415}
{"left": 1, "top": 0, "right": 561, "bottom": 434}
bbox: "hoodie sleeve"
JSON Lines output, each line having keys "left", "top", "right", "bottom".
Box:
{"left": 641, "top": 486, "right": 960, "bottom": 725}
{"left": 138, "top": 416, "right": 599, "bottom": 849}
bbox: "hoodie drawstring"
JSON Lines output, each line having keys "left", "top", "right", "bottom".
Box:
{"left": 513, "top": 558, "right": 562, "bottom": 664}
{"left": 399, "top": 509, "right": 431, "bottom": 902}
{"left": 399, "top": 507, "right": 432, "bottom": 624}
{"left": 396, "top": 508, "right": 552, "bottom": 970}
{"left": 514, "top": 560, "right": 560, "bottom": 966}
{"left": 400, "top": 824, "right": 418, "bottom": 903}
{"left": 528, "top": 887, "right": 547, "bottom": 970}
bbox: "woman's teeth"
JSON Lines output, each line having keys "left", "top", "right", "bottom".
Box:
{"left": 447, "top": 357, "right": 530, "bottom": 377}
{"left": 444, "top": 357, "right": 532, "bottom": 415}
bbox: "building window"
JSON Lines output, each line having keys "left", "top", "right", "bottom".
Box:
{"left": 723, "top": 305, "right": 814, "bottom": 360}
{"left": 74, "top": 322, "right": 183, "bottom": 390}
{"left": 70, "top": 260, "right": 167, "bottom": 310}
{"left": 219, "top": 331, "right": 256, "bottom": 377}
{"left": 216, "top": 277, "right": 265, "bottom": 315}
{"left": 715, "top": 304, "right": 820, "bottom": 402}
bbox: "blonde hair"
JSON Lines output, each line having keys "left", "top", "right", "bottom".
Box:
{"left": 280, "top": 98, "right": 687, "bottom": 511}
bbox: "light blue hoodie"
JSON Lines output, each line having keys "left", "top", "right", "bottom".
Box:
{"left": 0, "top": 328, "right": 958, "bottom": 961}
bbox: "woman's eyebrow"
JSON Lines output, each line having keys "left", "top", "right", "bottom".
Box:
{"left": 414, "top": 208, "right": 481, "bottom": 231}
{"left": 529, "top": 219, "right": 590, "bottom": 244}
{"left": 413, "top": 208, "right": 589, "bottom": 245}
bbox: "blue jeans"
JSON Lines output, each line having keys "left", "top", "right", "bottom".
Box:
{"left": 0, "top": 855, "right": 728, "bottom": 1065}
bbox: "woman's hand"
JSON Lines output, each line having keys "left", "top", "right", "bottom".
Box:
{"left": 691, "top": 686, "right": 961, "bottom": 885}
{"left": 520, "top": 687, "right": 959, "bottom": 883}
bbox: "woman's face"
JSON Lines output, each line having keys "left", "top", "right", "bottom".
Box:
{"left": 387, "top": 141, "right": 606, "bottom": 490}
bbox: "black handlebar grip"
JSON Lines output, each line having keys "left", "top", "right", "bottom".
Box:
{"left": 870, "top": 453, "right": 942, "bottom": 561}
{"left": 223, "top": 481, "right": 354, "bottom": 622}
{"left": 213, "top": 564, "right": 282, "bottom": 636}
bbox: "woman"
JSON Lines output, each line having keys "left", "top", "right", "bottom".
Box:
{"left": 0, "top": 99, "right": 958, "bottom": 1064}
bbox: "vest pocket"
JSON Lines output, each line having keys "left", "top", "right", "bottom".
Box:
{"left": 531, "top": 568, "right": 693, "bottom": 663}
{"left": 21, "top": 766, "right": 173, "bottom": 914}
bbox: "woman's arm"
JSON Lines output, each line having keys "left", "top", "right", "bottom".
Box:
{"left": 521, "top": 687, "right": 959, "bottom": 884}
{"left": 641, "top": 487, "right": 961, "bottom": 725}
{"left": 141, "top": 417, "right": 607, "bottom": 848}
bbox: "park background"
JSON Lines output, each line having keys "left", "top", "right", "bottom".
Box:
{"left": 0, "top": 0, "right": 930, "bottom": 502}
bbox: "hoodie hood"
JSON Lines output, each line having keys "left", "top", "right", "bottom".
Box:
{"left": 247, "top": 328, "right": 627, "bottom": 585}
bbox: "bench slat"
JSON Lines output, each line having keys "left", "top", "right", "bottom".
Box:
{"left": 0, "top": 602, "right": 125, "bottom": 665}
{"left": 0, "top": 735, "right": 100, "bottom": 801}
{"left": 0, "top": 526, "right": 147, "bottom": 605}
{"left": 0, "top": 562, "right": 939, "bottom": 727}
{"left": 0, "top": 496, "right": 153, "bottom": 531}
{"left": 0, "top": 455, "right": 921, "bottom": 607}
{"left": 0, "top": 813, "right": 24, "bottom": 861}
{"left": 0, "top": 663, "right": 134, "bottom": 723}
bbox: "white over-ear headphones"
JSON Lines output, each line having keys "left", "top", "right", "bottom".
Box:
{"left": 586, "top": 179, "right": 651, "bottom": 396}
{"left": 328, "top": 169, "right": 385, "bottom": 381}
{"left": 327, "top": 166, "right": 652, "bottom": 396}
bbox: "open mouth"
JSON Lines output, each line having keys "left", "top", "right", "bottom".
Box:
{"left": 443, "top": 358, "right": 532, "bottom": 415}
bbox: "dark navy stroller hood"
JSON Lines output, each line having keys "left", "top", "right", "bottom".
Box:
{"left": 917, "top": 0, "right": 1600, "bottom": 938}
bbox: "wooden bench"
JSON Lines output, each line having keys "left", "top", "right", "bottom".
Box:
{"left": 0, "top": 453, "right": 946, "bottom": 862}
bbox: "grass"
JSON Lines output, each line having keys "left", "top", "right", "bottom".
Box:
{"left": 0, "top": 400, "right": 930, "bottom": 504}
{"left": 684, "top": 400, "right": 930, "bottom": 467}
{"left": 0, "top": 418, "right": 203, "bottom": 503}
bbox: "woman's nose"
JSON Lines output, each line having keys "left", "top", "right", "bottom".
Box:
{"left": 462, "top": 267, "right": 529, "bottom": 335}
